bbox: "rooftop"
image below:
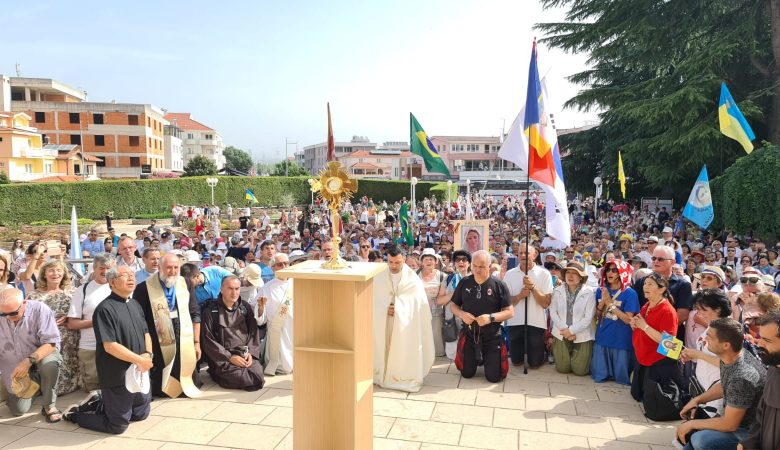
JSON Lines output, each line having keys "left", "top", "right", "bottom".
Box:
{"left": 164, "top": 113, "right": 215, "bottom": 132}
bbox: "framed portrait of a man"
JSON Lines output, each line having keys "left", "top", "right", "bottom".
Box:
{"left": 453, "top": 220, "right": 490, "bottom": 253}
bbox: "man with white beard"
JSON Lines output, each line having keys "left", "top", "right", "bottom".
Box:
{"left": 373, "top": 245, "right": 434, "bottom": 392}
{"left": 256, "top": 253, "right": 293, "bottom": 376}
{"left": 134, "top": 253, "right": 201, "bottom": 398}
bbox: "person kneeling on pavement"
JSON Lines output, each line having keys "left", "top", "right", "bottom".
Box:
{"left": 64, "top": 266, "right": 154, "bottom": 435}
{"left": 0, "top": 288, "right": 63, "bottom": 422}
{"left": 200, "top": 276, "right": 265, "bottom": 391}
{"left": 450, "top": 250, "right": 513, "bottom": 383}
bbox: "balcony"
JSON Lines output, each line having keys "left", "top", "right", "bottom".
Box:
{"left": 12, "top": 147, "right": 58, "bottom": 159}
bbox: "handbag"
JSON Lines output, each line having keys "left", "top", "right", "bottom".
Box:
{"left": 442, "top": 316, "right": 459, "bottom": 342}
{"left": 643, "top": 375, "right": 684, "bottom": 421}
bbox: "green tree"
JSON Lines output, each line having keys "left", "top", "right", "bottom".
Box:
{"left": 224, "top": 146, "right": 254, "bottom": 173}
{"left": 182, "top": 155, "right": 218, "bottom": 177}
{"left": 0, "top": 171, "right": 9, "bottom": 185}
{"left": 537, "top": 0, "right": 779, "bottom": 194}
{"left": 710, "top": 142, "right": 779, "bottom": 241}
{"left": 271, "top": 161, "right": 310, "bottom": 177}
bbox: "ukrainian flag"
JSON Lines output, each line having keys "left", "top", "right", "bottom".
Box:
{"left": 719, "top": 82, "right": 755, "bottom": 154}
{"left": 245, "top": 188, "right": 258, "bottom": 204}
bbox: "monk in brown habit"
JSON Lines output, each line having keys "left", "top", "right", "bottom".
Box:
{"left": 201, "top": 276, "right": 265, "bottom": 391}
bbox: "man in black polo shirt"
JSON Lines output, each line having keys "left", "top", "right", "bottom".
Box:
{"left": 64, "top": 266, "right": 153, "bottom": 435}
{"left": 451, "top": 250, "right": 514, "bottom": 382}
{"left": 633, "top": 244, "right": 692, "bottom": 340}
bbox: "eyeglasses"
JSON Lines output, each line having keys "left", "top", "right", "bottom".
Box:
{"left": 0, "top": 303, "right": 22, "bottom": 317}
{"left": 360, "top": 245, "right": 370, "bottom": 249}
{"left": 651, "top": 257, "right": 674, "bottom": 262}
{"left": 454, "top": 257, "right": 469, "bottom": 263}
{"left": 740, "top": 276, "right": 761, "bottom": 285}
{"left": 605, "top": 267, "right": 619, "bottom": 273}
{"left": 274, "top": 262, "right": 290, "bottom": 267}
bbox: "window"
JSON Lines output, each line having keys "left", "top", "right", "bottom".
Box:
{"left": 128, "top": 115, "right": 139, "bottom": 125}
{"left": 74, "top": 164, "right": 81, "bottom": 175}
{"left": 451, "top": 144, "right": 464, "bottom": 152}
{"left": 70, "top": 134, "right": 81, "bottom": 145}
{"left": 147, "top": 117, "right": 151, "bottom": 127}
{"left": 148, "top": 137, "right": 152, "bottom": 147}
{"left": 44, "top": 163, "right": 53, "bottom": 174}
{"left": 24, "top": 164, "right": 32, "bottom": 173}
{"left": 205, "top": 134, "right": 213, "bottom": 140}
{"left": 96, "top": 159, "right": 106, "bottom": 167}
{"left": 93, "top": 113, "right": 104, "bottom": 124}
{"left": 94, "top": 135, "right": 105, "bottom": 146}
{"left": 130, "top": 157, "right": 140, "bottom": 167}
{"left": 86, "top": 165, "right": 93, "bottom": 175}
{"left": 35, "top": 112, "right": 45, "bottom": 123}
{"left": 69, "top": 113, "right": 80, "bottom": 124}
{"left": 187, "top": 133, "right": 194, "bottom": 139}
{"left": 466, "top": 144, "right": 479, "bottom": 152}
{"left": 129, "top": 136, "right": 139, "bottom": 146}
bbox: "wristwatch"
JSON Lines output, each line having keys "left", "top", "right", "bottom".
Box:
{"left": 28, "top": 355, "right": 37, "bottom": 365}
{"left": 489, "top": 313, "right": 495, "bottom": 323}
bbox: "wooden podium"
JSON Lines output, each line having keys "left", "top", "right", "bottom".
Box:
{"left": 277, "top": 259, "right": 387, "bottom": 450}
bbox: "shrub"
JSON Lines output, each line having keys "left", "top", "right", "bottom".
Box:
{"left": 0, "top": 176, "right": 438, "bottom": 224}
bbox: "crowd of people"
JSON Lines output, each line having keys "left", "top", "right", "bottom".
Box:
{"left": 1, "top": 191, "right": 779, "bottom": 448}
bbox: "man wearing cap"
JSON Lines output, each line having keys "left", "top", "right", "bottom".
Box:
{"left": 636, "top": 236, "right": 658, "bottom": 268}
{"left": 662, "top": 227, "right": 683, "bottom": 264}
{"left": 135, "top": 254, "right": 201, "bottom": 398}
{"left": 373, "top": 245, "right": 434, "bottom": 391}
{"left": 239, "top": 263, "right": 264, "bottom": 310}
{"left": 257, "top": 253, "right": 294, "bottom": 376}
{"left": 200, "top": 276, "right": 265, "bottom": 390}
{"left": 65, "top": 266, "right": 153, "bottom": 434}
{"left": 0, "top": 288, "right": 62, "bottom": 421}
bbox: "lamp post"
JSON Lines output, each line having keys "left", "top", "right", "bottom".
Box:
{"left": 593, "top": 176, "right": 602, "bottom": 221}
{"left": 411, "top": 176, "right": 418, "bottom": 217}
{"left": 206, "top": 177, "right": 219, "bottom": 206}
{"left": 446, "top": 180, "right": 453, "bottom": 213}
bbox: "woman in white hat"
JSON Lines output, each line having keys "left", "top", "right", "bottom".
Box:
{"left": 548, "top": 262, "right": 596, "bottom": 376}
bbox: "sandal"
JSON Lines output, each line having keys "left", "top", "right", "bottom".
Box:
{"left": 41, "top": 406, "right": 63, "bottom": 423}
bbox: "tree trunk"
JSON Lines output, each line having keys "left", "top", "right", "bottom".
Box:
{"left": 770, "top": 0, "right": 780, "bottom": 144}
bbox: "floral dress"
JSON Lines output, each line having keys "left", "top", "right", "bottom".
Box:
{"left": 28, "top": 289, "right": 81, "bottom": 395}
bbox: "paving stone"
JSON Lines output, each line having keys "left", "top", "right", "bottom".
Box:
{"left": 208, "top": 422, "right": 289, "bottom": 449}
{"left": 492, "top": 407, "right": 546, "bottom": 431}
{"left": 524, "top": 395, "right": 577, "bottom": 415}
{"left": 387, "top": 418, "right": 462, "bottom": 445}
{"left": 517, "top": 430, "right": 590, "bottom": 450}
{"left": 474, "top": 390, "right": 526, "bottom": 410}
{"left": 459, "top": 424, "right": 518, "bottom": 450}
{"left": 374, "top": 397, "right": 436, "bottom": 420}
{"left": 546, "top": 413, "right": 616, "bottom": 439}
{"left": 431, "top": 403, "right": 494, "bottom": 426}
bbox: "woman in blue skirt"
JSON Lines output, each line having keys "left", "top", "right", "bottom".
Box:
{"left": 591, "top": 259, "right": 639, "bottom": 385}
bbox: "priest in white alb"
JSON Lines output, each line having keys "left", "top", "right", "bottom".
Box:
{"left": 256, "top": 253, "right": 294, "bottom": 376}
{"left": 373, "top": 245, "right": 434, "bottom": 392}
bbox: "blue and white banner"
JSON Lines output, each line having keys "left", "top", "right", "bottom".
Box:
{"left": 683, "top": 165, "right": 714, "bottom": 229}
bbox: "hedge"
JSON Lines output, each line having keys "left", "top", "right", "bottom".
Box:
{"left": 0, "top": 176, "right": 437, "bottom": 224}
{"left": 709, "top": 142, "right": 779, "bottom": 242}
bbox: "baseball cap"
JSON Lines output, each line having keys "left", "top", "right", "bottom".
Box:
{"left": 662, "top": 227, "right": 673, "bottom": 233}
{"left": 243, "top": 264, "right": 263, "bottom": 287}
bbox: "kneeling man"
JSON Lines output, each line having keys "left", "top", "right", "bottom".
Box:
{"left": 201, "top": 276, "right": 265, "bottom": 391}
{"left": 373, "top": 245, "right": 434, "bottom": 392}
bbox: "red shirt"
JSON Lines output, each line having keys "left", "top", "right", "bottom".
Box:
{"left": 632, "top": 299, "right": 678, "bottom": 366}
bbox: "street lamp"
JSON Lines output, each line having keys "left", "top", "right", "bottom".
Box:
{"left": 593, "top": 176, "right": 603, "bottom": 220}
{"left": 206, "top": 177, "right": 219, "bottom": 205}
{"left": 411, "top": 176, "right": 418, "bottom": 216}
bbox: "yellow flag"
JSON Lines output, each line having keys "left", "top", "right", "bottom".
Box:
{"left": 618, "top": 151, "right": 626, "bottom": 199}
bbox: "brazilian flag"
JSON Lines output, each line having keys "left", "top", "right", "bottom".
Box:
{"left": 410, "top": 113, "right": 450, "bottom": 176}
{"left": 399, "top": 202, "right": 414, "bottom": 246}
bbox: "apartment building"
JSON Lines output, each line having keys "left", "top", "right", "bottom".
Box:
{"left": 429, "top": 135, "right": 522, "bottom": 181}
{"left": 3, "top": 75, "right": 168, "bottom": 179}
{"left": 302, "top": 135, "right": 376, "bottom": 175}
{"left": 163, "top": 124, "right": 184, "bottom": 173}
{"left": 164, "top": 113, "right": 225, "bottom": 170}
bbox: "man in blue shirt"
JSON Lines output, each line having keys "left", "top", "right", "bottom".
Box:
{"left": 180, "top": 263, "right": 232, "bottom": 307}
{"left": 81, "top": 231, "right": 104, "bottom": 257}
{"left": 135, "top": 248, "right": 160, "bottom": 284}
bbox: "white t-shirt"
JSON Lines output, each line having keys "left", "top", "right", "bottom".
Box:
{"left": 67, "top": 281, "right": 112, "bottom": 351}
{"left": 503, "top": 264, "right": 553, "bottom": 329}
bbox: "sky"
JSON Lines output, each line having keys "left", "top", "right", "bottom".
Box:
{"left": 1, "top": 1, "right": 598, "bottom": 162}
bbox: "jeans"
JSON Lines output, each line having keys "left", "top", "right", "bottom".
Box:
{"left": 682, "top": 427, "right": 749, "bottom": 450}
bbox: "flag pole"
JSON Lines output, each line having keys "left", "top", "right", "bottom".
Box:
{"left": 522, "top": 38, "right": 538, "bottom": 376}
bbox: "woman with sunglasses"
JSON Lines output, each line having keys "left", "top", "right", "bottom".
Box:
{"left": 26, "top": 260, "right": 80, "bottom": 396}
{"left": 629, "top": 273, "right": 685, "bottom": 402}
{"left": 591, "top": 260, "right": 639, "bottom": 385}
{"left": 437, "top": 250, "right": 471, "bottom": 360}
{"left": 730, "top": 267, "right": 766, "bottom": 338}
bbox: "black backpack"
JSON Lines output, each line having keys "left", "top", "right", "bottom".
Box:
{"left": 642, "top": 376, "right": 684, "bottom": 421}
